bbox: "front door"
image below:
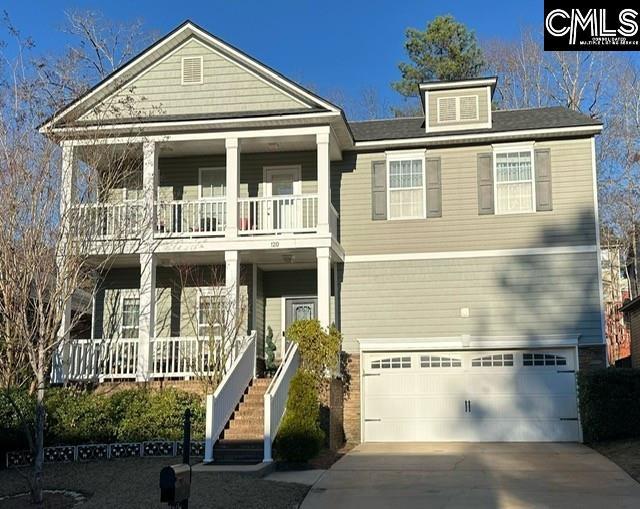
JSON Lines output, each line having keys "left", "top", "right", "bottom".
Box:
{"left": 283, "top": 297, "right": 317, "bottom": 354}
{"left": 264, "top": 166, "right": 301, "bottom": 231}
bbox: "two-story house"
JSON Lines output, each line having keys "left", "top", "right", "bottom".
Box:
{"left": 46, "top": 21, "right": 604, "bottom": 452}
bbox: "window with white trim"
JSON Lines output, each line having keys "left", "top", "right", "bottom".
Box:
{"left": 198, "top": 294, "right": 222, "bottom": 337}
{"left": 494, "top": 149, "right": 535, "bottom": 214}
{"left": 371, "top": 356, "right": 411, "bottom": 369}
{"left": 388, "top": 157, "right": 425, "bottom": 219}
{"left": 523, "top": 353, "right": 567, "bottom": 367}
{"left": 121, "top": 297, "right": 140, "bottom": 339}
{"left": 199, "top": 168, "right": 225, "bottom": 199}
{"left": 420, "top": 355, "right": 462, "bottom": 368}
{"left": 471, "top": 353, "right": 514, "bottom": 367}
{"left": 182, "top": 56, "right": 203, "bottom": 85}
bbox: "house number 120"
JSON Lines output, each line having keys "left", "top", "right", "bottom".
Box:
{"left": 270, "top": 241, "right": 280, "bottom": 248}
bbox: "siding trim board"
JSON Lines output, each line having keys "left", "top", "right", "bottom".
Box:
{"left": 358, "top": 335, "right": 580, "bottom": 352}
{"left": 344, "top": 244, "right": 597, "bottom": 263}
{"left": 591, "top": 137, "right": 607, "bottom": 346}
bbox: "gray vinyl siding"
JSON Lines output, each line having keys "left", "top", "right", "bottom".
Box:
{"left": 156, "top": 151, "right": 317, "bottom": 202}
{"left": 340, "top": 251, "right": 602, "bottom": 353}
{"left": 81, "top": 38, "right": 305, "bottom": 121}
{"left": 334, "top": 138, "right": 597, "bottom": 255}
{"left": 95, "top": 266, "right": 249, "bottom": 339}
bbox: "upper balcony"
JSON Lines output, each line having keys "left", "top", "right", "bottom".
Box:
{"left": 64, "top": 126, "right": 341, "bottom": 252}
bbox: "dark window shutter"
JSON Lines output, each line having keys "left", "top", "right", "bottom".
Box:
{"left": 477, "top": 153, "right": 494, "bottom": 215}
{"left": 371, "top": 160, "right": 387, "bottom": 220}
{"left": 535, "top": 149, "right": 552, "bottom": 211}
{"left": 426, "top": 157, "right": 442, "bottom": 218}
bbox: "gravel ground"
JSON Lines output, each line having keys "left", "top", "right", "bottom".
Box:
{"left": 0, "top": 458, "right": 309, "bottom": 509}
{"left": 592, "top": 439, "right": 640, "bottom": 483}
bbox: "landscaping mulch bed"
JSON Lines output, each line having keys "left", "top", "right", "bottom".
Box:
{"left": 592, "top": 439, "right": 640, "bottom": 483}
{"left": 0, "top": 458, "right": 309, "bottom": 508}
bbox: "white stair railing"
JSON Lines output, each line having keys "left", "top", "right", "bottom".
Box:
{"left": 204, "top": 331, "right": 257, "bottom": 463}
{"left": 263, "top": 341, "right": 300, "bottom": 462}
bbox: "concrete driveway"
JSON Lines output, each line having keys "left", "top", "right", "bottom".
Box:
{"left": 301, "top": 443, "right": 640, "bottom": 509}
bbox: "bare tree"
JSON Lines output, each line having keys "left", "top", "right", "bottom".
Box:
{"left": 174, "top": 266, "right": 249, "bottom": 395}
{"left": 0, "top": 11, "right": 155, "bottom": 505}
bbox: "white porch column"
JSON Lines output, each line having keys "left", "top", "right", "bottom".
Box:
{"left": 316, "top": 131, "right": 331, "bottom": 235}
{"left": 317, "top": 247, "right": 331, "bottom": 328}
{"left": 225, "top": 250, "right": 240, "bottom": 314}
{"left": 142, "top": 141, "right": 158, "bottom": 243}
{"left": 56, "top": 144, "right": 76, "bottom": 384}
{"left": 138, "top": 252, "right": 156, "bottom": 381}
{"left": 225, "top": 138, "right": 240, "bottom": 239}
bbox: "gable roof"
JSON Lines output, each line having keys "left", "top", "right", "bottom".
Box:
{"left": 348, "top": 107, "right": 603, "bottom": 142}
{"left": 43, "top": 20, "right": 341, "bottom": 129}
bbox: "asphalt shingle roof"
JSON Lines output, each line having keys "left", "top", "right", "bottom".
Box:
{"left": 347, "top": 106, "right": 602, "bottom": 142}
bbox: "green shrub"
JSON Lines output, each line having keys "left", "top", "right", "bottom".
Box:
{"left": 274, "top": 371, "right": 324, "bottom": 463}
{"left": 0, "top": 387, "right": 205, "bottom": 450}
{"left": 578, "top": 369, "right": 640, "bottom": 443}
{"left": 285, "top": 320, "right": 341, "bottom": 391}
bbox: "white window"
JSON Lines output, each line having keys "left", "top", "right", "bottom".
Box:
{"left": 182, "top": 56, "right": 203, "bottom": 85}
{"left": 471, "top": 353, "right": 514, "bottom": 367}
{"left": 437, "top": 95, "right": 479, "bottom": 123}
{"left": 420, "top": 355, "right": 462, "bottom": 368}
{"left": 371, "top": 356, "right": 411, "bottom": 369}
{"left": 198, "top": 294, "right": 222, "bottom": 337}
{"left": 199, "top": 168, "right": 225, "bottom": 199}
{"left": 494, "top": 149, "right": 535, "bottom": 214}
{"left": 523, "top": 353, "right": 567, "bottom": 367}
{"left": 120, "top": 297, "right": 140, "bottom": 339}
{"left": 387, "top": 153, "right": 425, "bottom": 220}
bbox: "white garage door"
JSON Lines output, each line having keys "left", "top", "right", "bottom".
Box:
{"left": 362, "top": 349, "right": 579, "bottom": 442}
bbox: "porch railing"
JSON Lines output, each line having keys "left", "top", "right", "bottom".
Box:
{"left": 156, "top": 199, "right": 226, "bottom": 237}
{"left": 204, "top": 331, "right": 257, "bottom": 463}
{"left": 238, "top": 194, "right": 318, "bottom": 234}
{"left": 263, "top": 341, "right": 300, "bottom": 462}
{"left": 67, "top": 338, "right": 139, "bottom": 381}
{"left": 73, "top": 202, "right": 144, "bottom": 240}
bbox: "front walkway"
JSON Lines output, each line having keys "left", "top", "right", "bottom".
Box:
{"left": 301, "top": 442, "right": 640, "bottom": 509}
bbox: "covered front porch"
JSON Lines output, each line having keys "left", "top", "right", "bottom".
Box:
{"left": 55, "top": 247, "right": 341, "bottom": 383}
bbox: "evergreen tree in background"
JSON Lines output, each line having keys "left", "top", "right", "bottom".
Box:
{"left": 393, "top": 14, "right": 485, "bottom": 99}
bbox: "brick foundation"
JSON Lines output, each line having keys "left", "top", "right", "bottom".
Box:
{"left": 578, "top": 344, "right": 607, "bottom": 371}
{"left": 342, "top": 353, "right": 361, "bottom": 444}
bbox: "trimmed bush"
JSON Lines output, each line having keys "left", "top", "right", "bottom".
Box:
{"left": 578, "top": 369, "right": 640, "bottom": 443}
{"left": 274, "top": 371, "right": 324, "bottom": 463}
{"left": 0, "top": 387, "right": 205, "bottom": 452}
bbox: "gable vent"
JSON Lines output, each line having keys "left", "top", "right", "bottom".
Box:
{"left": 437, "top": 97, "right": 457, "bottom": 122}
{"left": 460, "top": 96, "right": 478, "bottom": 120}
{"left": 182, "top": 56, "right": 203, "bottom": 85}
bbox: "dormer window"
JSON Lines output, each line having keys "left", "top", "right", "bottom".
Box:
{"left": 437, "top": 95, "right": 479, "bottom": 123}
{"left": 421, "top": 77, "right": 496, "bottom": 133}
{"left": 182, "top": 56, "right": 204, "bottom": 85}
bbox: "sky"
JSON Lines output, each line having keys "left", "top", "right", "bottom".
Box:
{"left": 2, "top": 0, "right": 541, "bottom": 115}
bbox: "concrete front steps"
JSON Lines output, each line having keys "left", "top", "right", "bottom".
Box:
{"left": 212, "top": 377, "right": 270, "bottom": 464}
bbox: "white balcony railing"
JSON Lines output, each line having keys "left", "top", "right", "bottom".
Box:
{"left": 61, "top": 334, "right": 252, "bottom": 381}
{"left": 73, "top": 202, "right": 144, "bottom": 240}
{"left": 238, "top": 194, "right": 318, "bottom": 234}
{"left": 156, "top": 199, "right": 226, "bottom": 237}
{"left": 67, "top": 338, "right": 139, "bottom": 381}
{"left": 263, "top": 341, "right": 300, "bottom": 462}
{"left": 204, "top": 331, "right": 257, "bottom": 463}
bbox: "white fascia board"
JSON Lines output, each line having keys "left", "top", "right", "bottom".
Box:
{"left": 358, "top": 335, "right": 580, "bottom": 352}
{"left": 344, "top": 245, "right": 598, "bottom": 263}
{"left": 419, "top": 78, "right": 497, "bottom": 91}
{"left": 354, "top": 125, "right": 603, "bottom": 149}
